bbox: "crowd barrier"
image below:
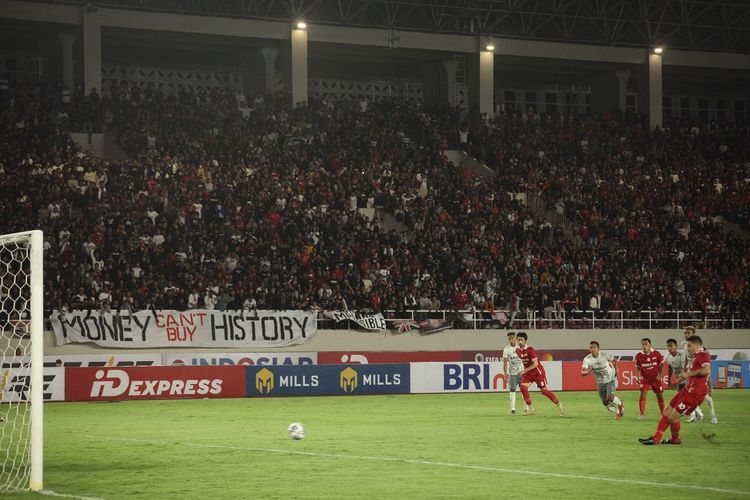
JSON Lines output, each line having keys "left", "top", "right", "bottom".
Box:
{"left": 28, "top": 348, "right": 750, "bottom": 369}
{"left": 8, "top": 360, "right": 746, "bottom": 402}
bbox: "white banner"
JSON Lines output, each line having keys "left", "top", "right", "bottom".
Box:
{"left": 50, "top": 310, "right": 317, "bottom": 348}
{"left": 161, "top": 352, "right": 317, "bottom": 366}
{"left": 410, "top": 361, "right": 563, "bottom": 393}
{"left": 0, "top": 366, "right": 65, "bottom": 402}
{"left": 324, "top": 311, "right": 387, "bottom": 330}
{"left": 43, "top": 354, "right": 161, "bottom": 367}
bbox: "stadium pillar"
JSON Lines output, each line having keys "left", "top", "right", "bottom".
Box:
{"left": 442, "top": 57, "right": 455, "bottom": 106}
{"left": 478, "top": 48, "right": 494, "bottom": 119}
{"left": 648, "top": 52, "right": 663, "bottom": 129}
{"left": 591, "top": 70, "right": 630, "bottom": 113}
{"left": 261, "top": 46, "right": 278, "bottom": 94}
{"left": 290, "top": 26, "right": 308, "bottom": 107}
{"left": 616, "top": 70, "right": 630, "bottom": 112}
{"left": 58, "top": 32, "right": 76, "bottom": 92}
{"left": 590, "top": 73, "right": 618, "bottom": 113}
{"left": 81, "top": 5, "right": 101, "bottom": 95}
{"left": 242, "top": 46, "right": 278, "bottom": 98}
{"left": 421, "top": 61, "right": 448, "bottom": 106}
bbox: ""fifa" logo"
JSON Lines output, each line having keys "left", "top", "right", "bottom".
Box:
{"left": 256, "top": 368, "right": 274, "bottom": 394}
{"left": 340, "top": 367, "right": 357, "bottom": 392}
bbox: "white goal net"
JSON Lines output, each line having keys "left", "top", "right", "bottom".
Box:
{"left": 0, "top": 230, "right": 43, "bottom": 492}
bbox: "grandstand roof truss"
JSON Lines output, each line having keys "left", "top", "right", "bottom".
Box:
{"left": 90, "top": 0, "right": 750, "bottom": 53}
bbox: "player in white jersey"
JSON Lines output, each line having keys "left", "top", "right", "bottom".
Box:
{"left": 682, "top": 326, "right": 717, "bottom": 423}
{"left": 502, "top": 331, "right": 528, "bottom": 414}
{"left": 663, "top": 338, "right": 687, "bottom": 390}
{"left": 581, "top": 341, "right": 624, "bottom": 419}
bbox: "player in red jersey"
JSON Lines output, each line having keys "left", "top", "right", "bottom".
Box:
{"left": 634, "top": 338, "right": 665, "bottom": 418}
{"left": 515, "top": 332, "right": 565, "bottom": 416}
{"left": 639, "top": 335, "right": 711, "bottom": 445}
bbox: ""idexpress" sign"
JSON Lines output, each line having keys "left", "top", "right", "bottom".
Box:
{"left": 65, "top": 366, "right": 246, "bottom": 401}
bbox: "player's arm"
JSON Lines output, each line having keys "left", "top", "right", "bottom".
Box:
{"left": 581, "top": 359, "right": 590, "bottom": 376}
{"left": 610, "top": 357, "right": 618, "bottom": 377}
{"left": 679, "top": 363, "right": 710, "bottom": 380}
{"left": 522, "top": 357, "right": 538, "bottom": 375}
{"left": 635, "top": 358, "right": 642, "bottom": 384}
{"left": 503, "top": 355, "right": 509, "bottom": 377}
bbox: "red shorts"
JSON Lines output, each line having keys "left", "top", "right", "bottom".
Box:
{"left": 522, "top": 370, "right": 548, "bottom": 389}
{"left": 670, "top": 390, "right": 706, "bottom": 416}
{"left": 640, "top": 378, "right": 664, "bottom": 394}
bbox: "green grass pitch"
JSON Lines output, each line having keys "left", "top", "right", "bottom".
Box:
{"left": 4, "top": 389, "right": 750, "bottom": 499}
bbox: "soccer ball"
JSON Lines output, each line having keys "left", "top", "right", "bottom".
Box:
{"left": 288, "top": 422, "right": 305, "bottom": 440}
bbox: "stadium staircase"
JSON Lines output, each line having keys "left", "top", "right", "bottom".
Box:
{"left": 525, "top": 192, "right": 580, "bottom": 246}
{"left": 70, "top": 132, "right": 104, "bottom": 157}
{"left": 358, "top": 208, "right": 408, "bottom": 233}
{"left": 718, "top": 216, "right": 750, "bottom": 241}
{"left": 443, "top": 150, "right": 494, "bottom": 178}
{"left": 102, "top": 133, "right": 132, "bottom": 161}
{"left": 70, "top": 131, "right": 132, "bottom": 161}
{"left": 443, "top": 149, "right": 580, "bottom": 246}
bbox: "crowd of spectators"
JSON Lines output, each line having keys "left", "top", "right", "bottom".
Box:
{"left": 0, "top": 79, "right": 747, "bottom": 326}
{"left": 450, "top": 107, "right": 749, "bottom": 322}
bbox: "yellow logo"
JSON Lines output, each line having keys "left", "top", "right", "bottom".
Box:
{"left": 340, "top": 367, "right": 358, "bottom": 393}
{"left": 256, "top": 368, "right": 274, "bottom": 394}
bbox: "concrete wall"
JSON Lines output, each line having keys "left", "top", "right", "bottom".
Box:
{"left": 25, "top": 329, "right": 750, "bottom": 357}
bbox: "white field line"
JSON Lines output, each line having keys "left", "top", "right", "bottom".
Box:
{"left": 78, "top": 434, "right": 749, "bottom": 497}
{"left": 38, "top": 489, "right": 105, "bottom": 500}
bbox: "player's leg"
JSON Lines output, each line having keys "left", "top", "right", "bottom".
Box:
{"left": 613, "top": 393, "right": 624, "bottom": 418}
{"left": 661, "top": 392, "right": 705, "bottom": 444}
{"left": 682, "top": 378, "right": 703, "bottom": 422}
{"left": 705, "top": 382, "right": 717, "bottom": 423}
{"left": 509, "top": 375, "right": 529, "bottom": 413}
{"left": 599, "top": 384, "right": 617, "bottom": 414}
{"left": 653, "top": 379, "right": 665, "bottom": 413}
{"left": 512, "top": 374, "right": 529, "bottom": 413}
{"left": 655, "top": 406, "right": 682, "bottom": 445}
{"left": 687, "top": 406, "right": 704, "bottom": 423}
{"left": 641, "top": 404, "right": 680, "bottom": 445}
{"left": 519, "top": 381, "right": 534, "bottom": 415}
{"left": 639, "top": 385, "right": 648, "bottom": 417}
{"left": 537, "top": 377, "right": 564, "bottom": 416}
{"left": 655, "top": 393, "right": 665, "bottom": 413}
{"left": 609, "top": 381, "right": 624, "bottom": 419}
{"left": 704, "top": 397, "right": 717, "bottom": 423}
{"left": 641, "top": 391, "right": 696, "bottom": 445}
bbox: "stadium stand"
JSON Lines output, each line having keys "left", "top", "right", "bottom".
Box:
{"left": 0, "top": 80, "right": 747, "bottom": 328}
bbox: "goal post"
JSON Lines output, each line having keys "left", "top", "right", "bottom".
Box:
{"left": 0, "top": 230, "right": 43, "bottom": 492}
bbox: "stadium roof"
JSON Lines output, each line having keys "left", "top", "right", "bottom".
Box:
{"left": 42, "top": 0, "right": 750, "bottom": 54}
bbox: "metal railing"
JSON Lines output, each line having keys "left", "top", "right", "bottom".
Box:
{"left": 317, "top": 309, "right": 746, "bottom": 330}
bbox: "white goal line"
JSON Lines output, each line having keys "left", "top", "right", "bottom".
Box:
{"left": 38, "top": 488, "right": 105, "bottom": 500}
